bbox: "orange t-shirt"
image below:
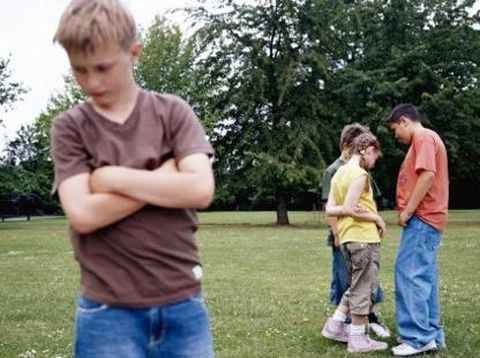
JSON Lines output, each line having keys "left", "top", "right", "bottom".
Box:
{"left": 396, "top": 128, "right": 449, "bottom": 231}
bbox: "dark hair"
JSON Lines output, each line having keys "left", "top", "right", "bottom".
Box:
{"left": 383, "top": 103, "right": 421, "bottom": 124}
{"left": 339, "top": 123, "right": 369, "bottom": 152}
{"left": 352, "top": 132, "right": 381, "bottom": 154}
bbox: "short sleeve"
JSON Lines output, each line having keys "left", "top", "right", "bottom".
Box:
{"left": 169, "top": 97, "right": 214, "bottom": 161}
{"left": 50, "top": 115, "right": 92, "bottom": 194}
{"left": 414, "top": 137, "right": 436, "bottom": 175}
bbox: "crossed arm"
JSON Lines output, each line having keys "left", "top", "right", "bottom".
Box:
{"left": 325, "top": 174, "right": 386, "bottom": 238}
{"left": 58, "top": 153, "right": 214, "bottom": 234}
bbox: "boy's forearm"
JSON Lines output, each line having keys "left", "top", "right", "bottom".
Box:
{"left": 58, "top": 173, "right": 145, "bottom": 234}
{"left": 92, "top": 166, "right": 214, "bottom": 209}
{"left": 404, "top": 171, "right": 435, "bottom": 214}
{"left": 72, "top": 193, "right": 145, "bottom": 234}
{"left": 398, "top": 170, "right": 435, "bottom": 226}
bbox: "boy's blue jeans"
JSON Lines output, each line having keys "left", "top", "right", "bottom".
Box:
{"left": 74, "top": 292, "right": 214, "bottom": 358}
{"left": 395, "top": 216, "right": 445, "bottom": 349}
{"left": 330, "top": 243, "right": 384, "bottom": 306}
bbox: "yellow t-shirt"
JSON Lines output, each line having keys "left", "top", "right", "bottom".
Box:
{"left": 331, "top": 163, "right": 381, "bottom": 244}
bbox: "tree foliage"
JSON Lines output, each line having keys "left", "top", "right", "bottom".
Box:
{"left": 2, "top": 0, "right": 480, "bottom": 220}
{"left": 189, "top": 0, "right": 480, "bottom": 217}
{"left": 0, "top": 56, "right": 27, "bottom": 127}
{"left": 327, "top": 0, "right": 480, "bottom": 207}
{"left": 190, "top": 0, "right": 341, "bottom": 223}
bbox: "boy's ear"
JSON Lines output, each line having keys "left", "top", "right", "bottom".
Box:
{"left": 399, "top": 116, "right": 409, "bottom": 127}
{"left": 129, "top": 41, "right": 143, "bottom": 62}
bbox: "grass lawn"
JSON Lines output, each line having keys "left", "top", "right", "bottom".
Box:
{"left": 0, "top": 211, "right": 479, "bottom": 357}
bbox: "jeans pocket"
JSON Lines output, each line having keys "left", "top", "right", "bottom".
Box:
{"left": 77, "top": 295, "right": 109, "bottom": 314}
{"left": 190, "top": 292, "right": 205, "bottom": 304}
{"left": 418, "top": 221, "right": 441, "bottom": 252}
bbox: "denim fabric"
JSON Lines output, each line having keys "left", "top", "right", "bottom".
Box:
{"left": 330, "top": 244, "right": 384, "bottom": 306}
{"left": 330, "top": 245, "right": 350, "bottom": 306}
{"left": 395, "top": 216, "right": 445, "bottom": 349}
{"left": 74, "top": 293, "right": 214, "bottom": 358}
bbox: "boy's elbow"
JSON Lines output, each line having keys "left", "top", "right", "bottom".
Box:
{"left": 195, "top": 182, "right": 215, "bottom": 209}
{"left": 67, "top": 208, "right": 98, "bottom": 234}
{"left": 69, "top": 217, "right": 96, "bottom": 234}
{"left": 72, "top": 222, "right": 96, "bottom": 235}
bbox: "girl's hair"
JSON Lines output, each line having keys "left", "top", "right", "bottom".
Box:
{"left": 352, "top": 132, "right": 381, "bottom": 155}
{"left": 339, "top": 123, "right": 369, "bottom": 152}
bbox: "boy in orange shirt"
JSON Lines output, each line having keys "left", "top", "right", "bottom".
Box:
{"left": 384, "top": 103, "right": 448, "bottom": 357}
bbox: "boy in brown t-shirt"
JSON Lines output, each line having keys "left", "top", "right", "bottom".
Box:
{"left": 51, "top": 1, "right": 214, "bottom": 356}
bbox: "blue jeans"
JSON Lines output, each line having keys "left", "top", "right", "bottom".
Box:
{"left": 74, "top": 293, "right": 214, "bottom": 358}
{"left": 395, "top": 216, "right": 445, "bottom": 349}
{"left": 330, "top": 244, "right": 384, "bottom": 306}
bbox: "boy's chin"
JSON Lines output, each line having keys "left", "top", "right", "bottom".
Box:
{"left": 90, "top": 95, "right": 112, "bottom": 108}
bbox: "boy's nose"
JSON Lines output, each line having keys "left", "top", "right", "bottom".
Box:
{"left": 85, "top": 75, "right": 102, "bottom": 91}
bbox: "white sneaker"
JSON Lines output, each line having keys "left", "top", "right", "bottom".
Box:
{"left": 369, "top": 322, "right": 391, "bottom": 338}
{"left": 392, "top": 340, "right": 437, "bottom": 356}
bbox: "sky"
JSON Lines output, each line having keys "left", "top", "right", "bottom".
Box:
{"left": 0, "top": 0, "right": 190, "bottom": 147}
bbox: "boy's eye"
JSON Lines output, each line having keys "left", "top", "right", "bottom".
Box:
{"left": 96, "top": 64, "right": 112, "bottom": 72}
{"left": 73, "top": 67, "right": 86, "bottom": 74}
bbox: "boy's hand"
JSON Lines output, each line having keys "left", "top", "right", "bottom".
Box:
{"left": 90, "top": 166, "right": 121, "bottom": 193}
{"left": 334, "top": 235, "right": 340, "bottom": 248}
{"left": 154, "top": 158, "right": 178, "bottom": 173}
{"left": 397, "top": 209, "right": 413, "bottom": 227}
{"left": 90, "top": 160, "right": 178, "bottom": 194}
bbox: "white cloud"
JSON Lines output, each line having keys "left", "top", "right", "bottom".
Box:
{"left": 0, "top": 0, "right": 190, "bottom": 147}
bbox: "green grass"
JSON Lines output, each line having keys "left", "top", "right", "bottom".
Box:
{"left": 1, "top": 211, "right": 479, "bottom": 357}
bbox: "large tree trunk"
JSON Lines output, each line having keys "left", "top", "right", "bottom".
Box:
{"left": 276, "top": 195, "right": 290, "bottom": 225}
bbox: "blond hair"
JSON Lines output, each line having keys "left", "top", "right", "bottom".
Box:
{"left": 53, "top": 0, "right": 137, "bottom": 54}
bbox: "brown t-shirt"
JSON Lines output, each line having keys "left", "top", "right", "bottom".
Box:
{"left": 50, "top": 90, "right": 214, "bottom": 307}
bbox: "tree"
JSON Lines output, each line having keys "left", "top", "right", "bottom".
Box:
{"left": 0, "top": 56, "right": 27, "bottom": 126}
{"left": 0, "top": 74, "right": 85, "bottom": 218}
{"left": 135, "top": 15, "right": 219, "bottom": 133}
{"left": 325, "top": 0, "right": 480, "bottom": 207}
{"left": 136, "top": 17, "right": 197, "bottom": 100}
{"left": 190, "top": 0, "right": 342, "bottom": 224}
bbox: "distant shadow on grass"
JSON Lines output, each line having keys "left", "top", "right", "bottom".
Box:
{"left": 199, "top": 223, "right": 329, "bottom": 230}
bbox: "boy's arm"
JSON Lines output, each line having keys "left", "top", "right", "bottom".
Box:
{"left": 58, "top": 173, "right": 145, "bottom": 235}
{"left": 325, "top": 194, "right": 340, "bottom": 247}
{"left": 321, "top": 168, "right": 332, "bottom": 203}
{"left": 90, "top": 153, "right": 214, "bottom": 209}
{"left": 398, "top": 169, "right": 435, "bottom": 226}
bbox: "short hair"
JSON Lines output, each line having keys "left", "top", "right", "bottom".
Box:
{"left": 352, "top": 132, "right": 381, "bottom": 155}
{"left": 53, "top": 0, "right": 137, "bottom": 54}
{"left": 383, "top": 103, "right": 421, "bottom": 124}
{"left": 339, "top": 123, "right": 369, "bottom": 152}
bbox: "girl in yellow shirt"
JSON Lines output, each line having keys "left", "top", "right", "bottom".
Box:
{"left": 321, "top": 132, "right": 388, "bottom": 353}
